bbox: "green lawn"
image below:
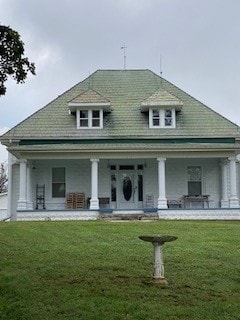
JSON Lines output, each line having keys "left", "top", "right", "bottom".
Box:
{"left": 0, "top": 220, "right": 239, "bottom": 320}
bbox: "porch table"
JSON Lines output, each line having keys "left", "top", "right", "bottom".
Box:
{"left": 183, "top": 195, "right": 210, "bottom": 208}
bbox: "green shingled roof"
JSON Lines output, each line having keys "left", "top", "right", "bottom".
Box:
{"left": 68, "top": 88, "right": 110, "bottom": 104}
{"left": 1, "top": 69, "right": 240, "bottom": 141}
{"left": 141, "top": 88, "right": 183, "bottom": 107}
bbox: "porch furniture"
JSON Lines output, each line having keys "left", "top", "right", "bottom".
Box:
{"left": 66, "top": 192, "right": 85, "bottom": 209}
{"left": 183, "top": 195, "right": 209, "bottom": 209}
{"left": 66, "top": 193, "right": 75, "bottom": 209}
{"left": 139, "top": 235, "right": 178, "bottom": 285}
{"left": 145, "top": 194, "right": 154, "bottom": 208}
{"left": 36, "top": 184, "right": 46, "bottom": 210}
{"left": 75, "top": 193, "right": 85, "bottom": 209}
{"left": 167, "top": 199, "right": 183, "bottom": 208}
{"left": 87, "top": 197, "right": 110, "bottom": 208}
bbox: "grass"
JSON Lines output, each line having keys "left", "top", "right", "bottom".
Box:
{"left": 0, "top": 220, "right": 239, "bottom": 320}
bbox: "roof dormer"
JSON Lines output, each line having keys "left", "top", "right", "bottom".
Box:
{"left": 141, "top": 89, "right": 183, "bottom": 128}
{"left": 68, "top": 89, "right": 111, "bottom": 129}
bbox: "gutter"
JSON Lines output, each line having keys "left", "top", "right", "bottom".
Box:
{"left": 17, "top": 137, "right": 236, "bottom": 146}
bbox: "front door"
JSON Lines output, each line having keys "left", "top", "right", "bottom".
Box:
{"left": 110, "top": 164, "right": 143, "bottom": 210}
{"left": 119, "top": 171, "right": 136, "bottom": 209}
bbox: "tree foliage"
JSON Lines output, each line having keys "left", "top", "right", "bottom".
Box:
{"left": 0, "top": 23, "right": 35, "bottom": 96}
{"left": 0, "top": 162, "right": 7, "bottom": 193}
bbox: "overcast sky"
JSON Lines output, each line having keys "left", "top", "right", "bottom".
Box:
{"left": 1, "top": 0, "right": 240, "bottom": 162}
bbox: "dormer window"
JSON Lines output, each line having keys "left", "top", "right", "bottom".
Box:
{"left": 141, "top": 88, "right": 183, "bottom": 129}
{"left": 149, "top": 108, "right": 176, "bottom": 128}
{"left": 77, "top": 109, "right": 103, "bottom": 129}
{"left": 68, "top": 89, "right": 111, "bottom": 130}
{"left": 165, "top": 109, "right": 173, "bottom": 126}
{"left": 152, "top": 109, "right": 160, "bottom": 126}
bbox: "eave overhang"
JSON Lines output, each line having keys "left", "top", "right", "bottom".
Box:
{"left": 68, "top": 102, "right": 111, "bottom": 113}
{"left": 17, "top": 137, "right": 237, "bottom": 145}
{"left": 6, "top": 137, "right": 240, "bottom": 159}
{"left": 140, "top": 102, "right": 183, "bottom": 112}
{"left": 8, "top": 145, "right": 239, "bottom": 161}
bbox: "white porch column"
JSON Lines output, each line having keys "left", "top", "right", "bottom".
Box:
{"left": 220, "top": 160, "right": 229, "bottom": 208}
{"left": 157, "top": 157, "right": 168, "bottom": 209}
{"left": 27, "top": 164, "right": 33, "bottom": 210}
{"left": 7, "top": 152, "right": 13, "bottom": 219}
{"left": 90, "top": 158, "right": 99, "bottom": 210}
{"left": 228, "top": 157, "right": 239, "bottom": 208}
{"left": 17, "top": 159, "right": 28, "bottom": 210}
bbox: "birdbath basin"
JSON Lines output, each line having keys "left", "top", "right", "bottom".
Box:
{"left": 139, "top": 235, "right": 177, "bottom": 285}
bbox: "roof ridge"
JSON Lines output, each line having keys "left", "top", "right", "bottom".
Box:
{"left": 95, "top": 69, "right": 151, "bottom": 72}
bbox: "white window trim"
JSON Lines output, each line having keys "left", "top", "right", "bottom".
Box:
{"left": 76, "top": 109, "right": 103, "bottom": 129}
{"left": 149, "top": 108, "right": 176, "bottom": 128}
{"left": 51, "top": 167, "right": 66, "bottom": 200}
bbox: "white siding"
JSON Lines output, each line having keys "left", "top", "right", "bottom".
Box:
{"left": 33, "top": 160, "right": 92, "bottom": 210}
{"left": 99, "top": 161, "right": 111, "bottom": 197}
{"left": 144, "top": 158, "right": 221, "bottom": 208}
{"left": 10, "top": 157, "right": 230, "bottom": 216}
{"left": 0, "top": 193, "right": 8, "bottom": 220}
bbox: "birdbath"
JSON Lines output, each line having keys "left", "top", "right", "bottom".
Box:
{"left": 139, "top": 235, "right": 177, "bottom": 285}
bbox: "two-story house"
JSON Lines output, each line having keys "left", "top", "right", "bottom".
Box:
{"left": 1, "top": 69, "right": 240, "bottom": 220}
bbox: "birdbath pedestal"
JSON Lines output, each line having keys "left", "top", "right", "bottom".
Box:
{"left": 139, "top": 235, "right": 177, "bottom": 285}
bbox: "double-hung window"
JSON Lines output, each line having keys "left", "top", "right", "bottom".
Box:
{"left": 79, "top": 110, "right": 89, "bottom": 127}
{"left": 52, "top": 167, "right": 66, "bottom": 198}
{"left": 149, "top": 108, "right": 176, "bottom": 128}
{"left": 152, "top": 110, "right": 161, "bottom": 126}
{"left": 77, "top": 109, "right": 103, "bottom": 129}
{"left": 164, "top": 110, "right": 173, "bottom": 126}
{"left": 187, "top": 166, "right": 202, "bottom": 196}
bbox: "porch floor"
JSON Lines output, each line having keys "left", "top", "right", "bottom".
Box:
{"left": 100, "top": 210, "right": 158, "bottom": 221}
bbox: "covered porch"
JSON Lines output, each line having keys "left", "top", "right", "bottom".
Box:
{"left": 8, "top": 152, "right": 240, "bottom": 220}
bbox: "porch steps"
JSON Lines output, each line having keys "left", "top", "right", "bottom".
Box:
{"left": 99, "top": 211, "right": 158, "bottom": 221}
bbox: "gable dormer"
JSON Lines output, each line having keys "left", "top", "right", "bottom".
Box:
{"left": 141, "top": 89, "right": 183, "bottom": 128}
{"left": 68, "top": 89, "right": 111, "bottom": 129}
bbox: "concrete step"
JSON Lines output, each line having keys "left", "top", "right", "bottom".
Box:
{"left": 99, "top": 212, "right": 158, "bottom": 221}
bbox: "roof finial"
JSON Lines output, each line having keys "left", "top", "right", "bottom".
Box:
{"left": 160, "top": 55, "right": 163, "bottom": 77}
{"left": 121, "top": 45, "right": 127, "bottom": 70}
{"left": 159, "top": 54, "right": 163, "bottom": 88}
{"left": 88, "top": 71, "right": 91, "bottom": 89}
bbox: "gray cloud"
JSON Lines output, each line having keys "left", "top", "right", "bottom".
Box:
{"left": 1, "top": 0, "right": 240, "bottom": 162}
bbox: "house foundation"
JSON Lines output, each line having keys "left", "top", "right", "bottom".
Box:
{"left": 15, "top": 208, "right": 240, "bottom": 221}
